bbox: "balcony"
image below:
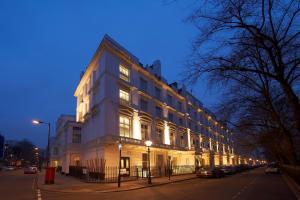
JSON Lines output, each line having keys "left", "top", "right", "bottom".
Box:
{"left": 120, "top": 99, "right": 130, "bottom": 107}
{"left": 108, "top": 136, "right": 191, "bottom": 151}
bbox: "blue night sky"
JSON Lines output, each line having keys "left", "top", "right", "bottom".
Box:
{"left": 0, "top": 0, "right": 220, "bottom": 147}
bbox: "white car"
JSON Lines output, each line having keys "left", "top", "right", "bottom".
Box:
{"left": 265, "top": 163, "right": 280, "bottom": 174}
{"left": 24, "top": 166, "right": 38, "bottom": 174}
{"left": 2, "top": 166, "right": 15, "bottom": 171}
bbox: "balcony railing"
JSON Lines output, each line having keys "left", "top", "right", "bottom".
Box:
{"left": 110, "top": 136, "right": 191, "bottom": 151}
{"left": 119, "top": 99, "right": 130, "bottom": 106}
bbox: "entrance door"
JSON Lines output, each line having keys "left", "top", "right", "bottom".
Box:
{"left": 156, "top": 154, "right": 164, "bottom": 176}
{"left": 120, "top": 157, "right": 130, "bottom": 176}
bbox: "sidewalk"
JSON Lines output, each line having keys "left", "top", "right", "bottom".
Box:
{"left": 282, "top": 174, "right": 300, "bottom": 199}
{"left": 37, "top": 172, "right": 197, "bottom": 193}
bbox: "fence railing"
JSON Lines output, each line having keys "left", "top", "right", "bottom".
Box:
{"left": 68, "top": 165, "right": 196, "bottom": 183}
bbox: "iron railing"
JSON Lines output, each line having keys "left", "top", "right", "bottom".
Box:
{"left": 69, "top": 165, "right": 195, "bottom": 183}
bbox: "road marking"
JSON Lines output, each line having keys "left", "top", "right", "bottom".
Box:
{"left": 232, "top": 173, "right": 260, "bottom": 199}
{"left": 37, "top": 189, "right": 42, "bottom": 200}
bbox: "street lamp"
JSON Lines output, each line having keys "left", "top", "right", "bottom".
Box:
{"left": 145, "top": 140, "right": 152, "bottom": 184}
{"left": 32, "top": 120, "right": 51, "bottom": 167}
{"left": 118, "top": 142, "right": 122, "bottom": 188}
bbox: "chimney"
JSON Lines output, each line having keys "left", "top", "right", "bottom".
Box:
{"left": 152, "top": 59, "right": 161, "bottom": 77}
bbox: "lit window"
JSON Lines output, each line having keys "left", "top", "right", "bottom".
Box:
{"left": 119, "top": 65, "right": 130, "bottom": 82}
{"left": 141, "top": 124, "right": 149, "bottom": 140}
{"left": 119, "top": 89, "right": 129, "bottom": 104}
{"left": 119, "top": 115, "right": 131, "bottom": 137}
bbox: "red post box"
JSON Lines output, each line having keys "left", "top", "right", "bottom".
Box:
{"left": 45, "top": 167, "right": 55, "bottom": 184}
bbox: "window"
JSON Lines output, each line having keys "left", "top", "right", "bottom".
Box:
{"left": 141, "top": 123, "right": 149, "bottom": 140}
{"left": 140, "top": 78, "right": 147, "bottom": 92}
{"left": 119, "top": 65, "right": 130, "bottom": 82}
{"left": 170, "top": 131, "right": 175, "bottom": 146}
{"left": 53, "top": 147, "right": 59, "bottom": 155}
{"left": 119, "top": 89, "right": 129, "bottom": 104}
{"left": 167, "top": 94, "right": 172, "bottom": 105}
{"left": 155, "top": 106, "right": 162, "bottom": 118}
{"left": 157, "top": 128, "right": 163, "bottom": 144}
{"left": 195, "top": 139, "right": 199, "bottom": 148}
{"left": 119, "top": 115, "right": 131, "bottom": 137}
{"left": 155, "top": 87, "right": 161, "bottom": 100}
{"left": 140, "top": 99, "right": 148, "bottom": 112}
{"left": 142, "top": 153, "right": 148, "bottom": 169}
{"left": 177, "top": 101, "right": 182, "bottom": 112}
{"left": 72, "top": 127, "right": 81, "bottom": 143}
{"left": 179, "top": 118, "right": 183, "bottom": 126}
{"left": 187, "top": 106, "right": 191, "bottom": 114}
{"left": 180, "top": 134, "right": 185, "bottom": 147}
{"left": 168, "top": 113, "right": 173, "bottom": 122}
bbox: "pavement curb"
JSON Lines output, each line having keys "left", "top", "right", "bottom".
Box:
{"left": 39, "top": 176, "right": 198, "bottom": 193}
{"left": 282, "top": 174, "right": 300, "bottom": 200}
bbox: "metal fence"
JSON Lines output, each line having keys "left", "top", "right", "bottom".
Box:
{"left": 68, "top": 165, "right": 195, "bottom": 183}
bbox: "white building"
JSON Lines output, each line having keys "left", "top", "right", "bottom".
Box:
{"left": 51, "top": 34, "right": 238, "bottom": 175}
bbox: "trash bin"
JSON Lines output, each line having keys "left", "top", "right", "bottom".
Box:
{"left": 45, "top": 167, "right": 55, "bottom": 184}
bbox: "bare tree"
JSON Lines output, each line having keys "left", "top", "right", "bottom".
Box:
{"left": 185, "top": 0, "right": 300, "bottom": 164}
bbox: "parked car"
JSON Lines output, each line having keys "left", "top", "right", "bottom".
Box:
{"left": 2, "top": 166, "right": 15, "bottom": 171}
{"left": 24, "top": 166, "right": 37, "bottom": 174}
{"left": 220, "top": 166, "right": 236, "bottom": 175}
{"left": 265, "top": 163, "right": 280, "bottom": 174}
{"left": 197, "top": 167, "right": 225, "bottom": 178}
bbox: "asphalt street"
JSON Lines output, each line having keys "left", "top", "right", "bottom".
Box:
{"left": 0, "top": 169, "right": 37, "bottom": 200}
{"left": 0, "top": 168, "right": 296, "bottom": 200}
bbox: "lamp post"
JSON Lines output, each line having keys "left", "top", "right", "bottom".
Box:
{"left": 118, "top": 143, "right": 122, "bottom": 188}
{"left": 145, "top": 140, "right": 152, "bottom": 184}
{"left": 32, "top": 120, "right": 51, "bottom": 167}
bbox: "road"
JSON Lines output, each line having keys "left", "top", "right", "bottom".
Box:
{"left": 0, "top": 169, "right": 37, "bottom": 200}
{"left": 0, "top": 168, "right": 296, "bottom": 200}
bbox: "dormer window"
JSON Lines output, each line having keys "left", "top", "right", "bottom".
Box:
{"left": 119, "top": 64, "right": 130, "bottom": 82}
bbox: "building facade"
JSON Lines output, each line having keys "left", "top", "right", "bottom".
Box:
{"left": 52, "top": 35, "right": 239, "bottom": 175}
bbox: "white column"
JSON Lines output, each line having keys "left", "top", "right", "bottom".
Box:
{"left": 199, "top": 134, "right": 202, "bottom": 148}
{"left": 164, "top": 121, "right": 170, "bottom": 145}
{"left": 132, "top": 111, "right": 141, "bottom": 140}
{"left": 187, "top": 128, "right": 191, "bottom": 150}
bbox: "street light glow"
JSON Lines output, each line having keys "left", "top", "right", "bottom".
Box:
{"left": 145, "top": 140, "right": 152, "bottom": 147}
{"left": 32, "top": 120, "right": 41, "bottom": 124}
